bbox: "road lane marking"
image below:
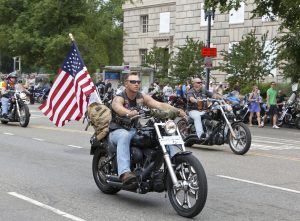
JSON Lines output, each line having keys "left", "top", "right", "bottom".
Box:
{"left": 217, "top": 175, "right": 300, "bottom": 194}
{"left": 8, "top": 192, "right": 86, "bottom": 221}
{"left": 32, "top": 138, "right": 45, "bottom": 141}
{"left": 253, "top": 135, "right": 300, "bottom": 144}
{"left": 249, "top": 152, "right": 300, "bottom": 162}
{"left": 68, "top": 145, "right": 84, "bottom": 149}
{"left": 3, "top": 132, "right": 14, "bottom": 136}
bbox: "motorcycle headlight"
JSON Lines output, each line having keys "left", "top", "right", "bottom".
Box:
{"left": 226, "top": 104, "right": 232, "bottom": 112}
{"left": 20, "top": 92, "right": 27, "bottom": 100}
{"left": 164, "top": 120, "right": 177, "bottom": 135}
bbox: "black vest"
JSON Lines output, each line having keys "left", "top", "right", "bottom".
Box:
{"left": 109, "top": 91, "right": 144, "bottom": 130}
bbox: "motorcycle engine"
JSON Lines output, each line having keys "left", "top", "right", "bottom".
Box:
{"left": 213, "top": 132, "right": 224, "bottom": 145}
{"left": 152, "top": 171, "right": 165, "bottom": 192}
{"left": 203, "top": 119, "right": 218, "bottom": 136}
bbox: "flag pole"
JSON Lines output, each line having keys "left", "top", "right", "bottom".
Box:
{"left": 68, "top": 33, "right": 103, "bottom": 105}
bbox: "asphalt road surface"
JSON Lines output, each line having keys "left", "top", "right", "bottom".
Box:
{"left": 0, "top": 104, "right": 299, "bottom": 221}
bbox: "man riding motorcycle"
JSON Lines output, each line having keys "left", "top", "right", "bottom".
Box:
{"left": 187, "top": 78, "right": 222, "bottom": 140}
{"left": 109, "top": 72, "right": 186, "bottom": 185}
{"left": 1, "top": 72, "right": 17, "bottom": 119}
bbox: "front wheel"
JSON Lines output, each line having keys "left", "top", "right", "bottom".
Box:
{"left": 92, "top": 148, "right": 120, "bottom": 194}
{"left": 19, "top": 104, "right": 30, "bottom": 127}
{"left": 228, "top": 122, "right": 251, "bottom": 155}
{"left": 167, "top": 154, "right": 207, "bottom": 218}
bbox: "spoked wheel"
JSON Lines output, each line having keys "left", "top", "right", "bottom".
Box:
{"left": 229, "top": 122, "right": 251, "bottom": 155}
{"left": 92, "top": 148, "right": 120, "bottom": 194}
{"left": 167, "top": 154, "right": 207, "bottom": 218}
{"left": 19, "top": 104, "right": 30, "bottom": 127}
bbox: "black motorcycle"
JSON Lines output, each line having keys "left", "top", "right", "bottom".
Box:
{"left": 277, "top": 83, "right": 300, "bottom": 129}
{"left": 90, "top": 108, "right": 207, "bottom": 218}
{"left": 177, "top": 99, "right": 252, "bottom": 155}
{"left": 168, "top": 95, "right": 187, "bottom": 110}
{"left": 0, "top": 91, "right": 30, "bottom": 127}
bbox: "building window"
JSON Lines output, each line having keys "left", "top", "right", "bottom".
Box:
{"left": 140, "top": 49, "right": 148, "bottom": 65}
{"left": 229, "top": 2, "right": 244, "bottom": 24}
{"left": 141, "top": 15, "right": 148, "bottom": 33}
{"left": 159, "top": 12, "right": 170, "bottom": 33}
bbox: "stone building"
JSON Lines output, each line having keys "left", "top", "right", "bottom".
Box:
{"left": 123, "top": 0, "right": 282, "bottom": 82}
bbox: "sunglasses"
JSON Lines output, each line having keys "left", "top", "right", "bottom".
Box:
{"left": 128, "top": 80, "right": 141, "bottom": 84}
{"left": 195, "top": 82, "right": 202, "bottom": 84}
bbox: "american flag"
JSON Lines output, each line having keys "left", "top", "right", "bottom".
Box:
{"left": 39, "top": 42, "right": 95, "bottom": 127}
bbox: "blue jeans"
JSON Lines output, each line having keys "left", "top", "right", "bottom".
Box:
{"left": 109, "top": 128, "right": 178, "bottom": 177}
{"left": 1, "top": 97, "right": 9, "bottom": 115}
{"left": 109, "top": 128, "right": 136, "bottom": 177}
{"left": 189, "top": 110, "right": 205, "bottom": 139}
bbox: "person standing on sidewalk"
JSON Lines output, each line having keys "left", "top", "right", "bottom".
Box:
{"left": 266, "top": 81, "right": 280, "bottom": 129}
{"left": 248, "top": 86, "right": 263, "bottom": 127}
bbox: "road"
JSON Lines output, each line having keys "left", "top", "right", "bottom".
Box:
{"left": 0, "top": 104, "right": 299, "bottom": 221}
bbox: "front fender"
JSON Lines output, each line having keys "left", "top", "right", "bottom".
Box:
{"left": 172, "top": 151, "right": 192, "bottom": 161}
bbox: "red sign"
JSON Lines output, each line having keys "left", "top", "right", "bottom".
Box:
{"left": 201, "top": 48, "right": 217, "bottom": 57}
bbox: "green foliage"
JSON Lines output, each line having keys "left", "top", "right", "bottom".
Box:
{"left": 0, "top": 0, "right": 124, "bottom": 74}
{"left": 276, "top": 28, "right": 300, "bottom": 83}
{"left": 205, "top": 0, "right": 300, "bottom": 82}
{"left": 144, "top": 46, "right": 171, "bottom": 81}
{"left": 216, "top": 30, "right": 276, "bottom": 85}
{"left": 170, "top": 37, "right": 206, "bottom": 83}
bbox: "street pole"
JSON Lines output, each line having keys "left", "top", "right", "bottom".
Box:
{"left": 205, "top": 8, "right": 214, "bottom": 90}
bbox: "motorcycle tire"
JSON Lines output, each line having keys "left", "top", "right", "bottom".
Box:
{"left": 295, "top": 117, "right": 300, "bottom": 129}
{"left": 228, "top": 122, "right": 251, "bottom": 155}
{"left": 277, "top": 119, "right": 284, "bottom": 127}
{"left": 19, "top": 104, "right": 30, "bottom": 127}
{"left": 167, "top": 154, "right": 207, "bottom": 218}
{"left": 92, "top": 148, "right": 121, "bottom": 194}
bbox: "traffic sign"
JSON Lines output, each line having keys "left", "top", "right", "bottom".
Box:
{"left": 201, "top": 48, "right": 217, "bottom": 57}
{"left": 204, "top": 57, "right": 213, "bottom": 68}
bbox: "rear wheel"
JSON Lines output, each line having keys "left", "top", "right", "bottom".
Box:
{"left": 228, "top": 122, "right": 251, "bottom": 155}
{"left": 167, "top": 154, "right": 207, "bottom": 218}
{"left": 92, "top": 148, "right": 120, "bottom": 194}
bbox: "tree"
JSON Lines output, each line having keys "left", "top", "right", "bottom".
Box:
{"left": 204, "top": 0, "right": 300, "bottom": 82}
{"left": 276, "top": 29, "right": 300, "bottom": 82}
{"left": 0, "top": 0, "right": 125, "bottom": 74}
{"left": 216, "top": 30, "right": 276, "bottom": 85}
{"left": 170, "top": 37, "right": 206, "bottom": 83}
{"left": 144, "top": 46, "right": 171, "bottom": 82}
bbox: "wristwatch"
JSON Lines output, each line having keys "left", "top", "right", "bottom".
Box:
{"left": 126, "top": 113, "right": 129, "bottom": 118}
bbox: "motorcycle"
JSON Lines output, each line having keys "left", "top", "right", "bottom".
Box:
{"left": 0, "top": 90, "right": 31, "bottom": 127}
{"left": 235, "top": 94, "right": 267, "bottom": 125}
{"left": 90, "top": 108, "right": 207, "bottom": 218}
{"left": 277, "top": 83, "right": 300, "bottom": 128}
{"left": 177, "top": 98, "right": 252, "bottom": 155}
{"left": 168, "top": 95, "right": 186, "bottom": 110}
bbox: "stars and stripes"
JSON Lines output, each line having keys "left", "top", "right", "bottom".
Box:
{"left": 39, "top": 42, "right": 95, "bottom": 127}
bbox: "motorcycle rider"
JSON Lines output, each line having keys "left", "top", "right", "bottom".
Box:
{"left": 1, "top": 72, "right": 17, "bottom": 119}
{"left": 109, "top": 72, "right": 186, "bottom": 185}
{"left": 186, "top": 78, "right": 221, "bottom": 139}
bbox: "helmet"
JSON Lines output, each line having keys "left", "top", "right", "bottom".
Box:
{"left": 7, "top": 72, "right": 17, "bottom": 78}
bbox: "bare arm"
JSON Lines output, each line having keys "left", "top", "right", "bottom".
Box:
{"left": 144, "top": 94, "right": 187, "bottom": 117}
{"left": 111, "top": 96, "right": 138, "bottom": 117}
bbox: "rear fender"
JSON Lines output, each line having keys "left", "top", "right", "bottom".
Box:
{"left": 90, "top": 137, "right": 108, "bottom": 155}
